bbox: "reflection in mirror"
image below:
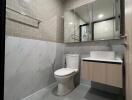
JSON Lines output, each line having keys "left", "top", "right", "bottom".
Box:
{"left": 93, "top": 0, "right": 114, "bottom": 21}
{"left": 64, "top": 10, "right": 75, "bottom": 43}
{"left": 75, "top": 4, "right": 92, "bottom": 42}
{"left": 64, "top": 3, "right": 93, "bottom": 43}
{"left": 94, "top": 19, "right": 115, "bottom": 40}
{"left": 64, "top": 9, "right": 84, "bottom": 43}
{"left": 80, "top": 24, "right": 92, "bottom": 42}
{"left": 93, "top": 0, "right": 121, "bottom": 40}
{"left": 64, "top": 0, "right": 121, "bottom": 43}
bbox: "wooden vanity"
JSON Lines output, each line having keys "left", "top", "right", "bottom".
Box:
{"left": 81, "top": 59, "right": 123, "bottom": 88}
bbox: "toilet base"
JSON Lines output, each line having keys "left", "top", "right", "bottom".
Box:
{"left": 57, "top": 77, "right": 74, "bottom": 96}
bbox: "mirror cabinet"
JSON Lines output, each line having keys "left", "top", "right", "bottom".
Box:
{"left": 64, "top": 0, "right": 121, "bottom": 43}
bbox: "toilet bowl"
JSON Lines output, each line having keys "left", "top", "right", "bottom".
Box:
{"left": 54, "top": 54, "right": 79, "bottom": 96}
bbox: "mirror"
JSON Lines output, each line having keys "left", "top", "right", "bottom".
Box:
{"left": 93, "top": 0, "right": 120, "bottom": 40}
{"left": 64, "top": 0, "right": 121, "bottom": 43}
{"left": 64, "top": 3, "right": 93, "bottom": 43}
{"left": 76, "top": 4, "right": 93, "bottom": 42}
{"left": 64, "top": 10, "right": 75, "bottom": 43}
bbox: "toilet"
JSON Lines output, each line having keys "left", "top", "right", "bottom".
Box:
{"left": 54, "top": 54, "right": 79, "bottom": 96}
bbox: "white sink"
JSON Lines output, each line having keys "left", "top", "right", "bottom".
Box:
{"left": 82, "top": 51, "right": 122, "bottom": 63}
{"left": 90, "top": 51, "right": 115, "bottom": 60}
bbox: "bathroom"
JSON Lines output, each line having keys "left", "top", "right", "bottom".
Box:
{"left": 1, "top": 0, "right": 132, "bottom": 100}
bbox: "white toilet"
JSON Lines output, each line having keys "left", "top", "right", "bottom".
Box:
{"left": 54, "top": 54, "right": 79, "bottom": 96}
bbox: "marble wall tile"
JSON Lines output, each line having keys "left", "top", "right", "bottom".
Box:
{"left": 64, "top": 40, "right": 125, "bottom": 58}
{"left": 4, "top": 36, "right": 64, "bottom": 100}
{"left": 4, "top": 37, "right": 125, "bottom": 100}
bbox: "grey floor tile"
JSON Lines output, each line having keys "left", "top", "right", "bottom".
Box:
{"left": 33, "top": 84, "right": 123, "bottom": 100}
{"left": 85, "top": 88, "right": 123, "bottom": 100}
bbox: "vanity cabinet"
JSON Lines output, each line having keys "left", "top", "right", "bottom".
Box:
{"left": 81, "top": 61, "right": 122, "bottom": 88}
{"left": 106, "top": 63, "right": 122, "bottom": 88}
{"left": 92, "top": 62, "right": 106, "bottom": 84}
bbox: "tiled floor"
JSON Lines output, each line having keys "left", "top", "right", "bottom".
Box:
{"left": 42, "top": 84, "right": 88, "bottom": 100}
{"left": 41, "top": 84, "right": 124, "bottom": 100}
{"left": 24, "top": 83, "right": 123, "bottom": 100}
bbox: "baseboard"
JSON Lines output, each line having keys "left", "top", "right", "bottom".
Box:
{"left": 21, "top": 82, "right": 57, "bottom": 100}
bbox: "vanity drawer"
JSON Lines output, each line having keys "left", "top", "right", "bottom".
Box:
{"left": 92, "top": 62, "right": 106, "bottom": 84}
{"left": 106, "top": 64, "right": 122, "bottom": 88}
{"left": 81, "top": 61, "right": 93, "bottom": 81}
{"left": 81, "top": 61, "right": 122, "bottom": 88}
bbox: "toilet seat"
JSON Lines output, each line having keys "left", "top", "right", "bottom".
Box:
{"left": 54, "top": 68, "right": 78, "bottom": 76}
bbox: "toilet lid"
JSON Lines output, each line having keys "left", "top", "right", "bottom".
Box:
{"left": 54, "top": 68, "right": 78, "bottom": 76}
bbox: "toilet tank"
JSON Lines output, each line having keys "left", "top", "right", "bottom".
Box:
{"left": 66, "top": 54, "right": 79, "bottom": 69}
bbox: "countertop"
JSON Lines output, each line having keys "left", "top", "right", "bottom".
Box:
{"left": 82, "top": 57, "right": 123, "bottom": 64}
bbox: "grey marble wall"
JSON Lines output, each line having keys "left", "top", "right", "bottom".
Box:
{"left": 64, "top": 40, "right": 125, "bottom": 58}
{"left": 4, "top": 36, "right": 64, "bottom": 100}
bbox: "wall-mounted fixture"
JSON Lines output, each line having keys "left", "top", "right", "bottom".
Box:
{"left": 6, "top": 7, "right": 42, "bottom": 28}
{"left": 64, "top": 0, "right": 122, "bottom": 43}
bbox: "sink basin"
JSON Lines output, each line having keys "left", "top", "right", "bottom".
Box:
{"left": 82, "top": 51, "right": 122, "bottom": 63}
{"left": 90, "top": 51, "right": 115, "bottom": 60}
